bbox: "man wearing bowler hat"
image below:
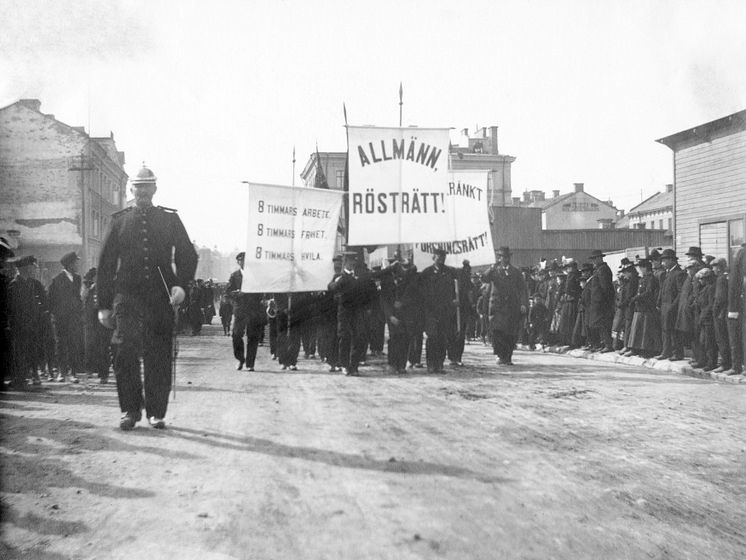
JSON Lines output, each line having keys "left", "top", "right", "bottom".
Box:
{"left": 655, "top": 249, "right": 686, "bottom": 360}
{"left": 587, "top": 249, "right": 615, "bottom": 352}
{"left": 97, "top": 164, "right": 198, "bottom": 430}
{"left": 420, "top": 248, "right": 457, "bottom": 372}
{"left": 49, "top": 251, "right": 84, "bottom": 383}
{"left": 483, "top": 246, "right": 527, "bottom": 365}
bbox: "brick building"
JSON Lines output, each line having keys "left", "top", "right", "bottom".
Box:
{"left": 0, "top": 99, "right": 127, "bottom": 282}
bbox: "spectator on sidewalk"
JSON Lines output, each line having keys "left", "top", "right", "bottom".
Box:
{"left": 625, "top": 258, "right": 661, "bottom": 358}
{"left": 712, "top": 258, "right": 731, "bottom": 373}
{"left": 655, "top": 249, "right": 686, "bottom": 361}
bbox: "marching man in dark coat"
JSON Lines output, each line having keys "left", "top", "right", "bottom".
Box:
{"left": 328, "top": 251, "right": 373, "bottom": 376}
{"left": 419, "top": 248, "right": 457, "bottom": 373}
{"left": 49, "top": 251, "right": 84, "bottom": 383}
{"left": 483, "top": 246, "right": 528, "bottom": 365}
{"left": 7, "top": 255, "right": 47, "bottom": 388}
{"left": 97, "top": 165, "right": 198, "bottom": 430}
{"left": 227, "top": 252, "right": 266, "bottom": 371}
{"left": 587, "top": 249, "right": 615, "bottom": 352}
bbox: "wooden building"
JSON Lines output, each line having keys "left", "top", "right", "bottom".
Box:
{"left": 657, "top": 109, "right": 746, "bottom": 262}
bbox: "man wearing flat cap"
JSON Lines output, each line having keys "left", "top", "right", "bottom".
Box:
{"left": 227, "top": 252, "right": 266, "bottom": 372}
{"left": 98, "top": 164, "right": 198, "bottom": 430}
{"left": 7, "top": 256, "right": 47, "bottom": 388}
{"left": 49, "top": 251, "right": 83, "bottom": 383}
{"left": 420, "top": 248, "right": 457, "bottom": 372}
{"left": 587, "top": 249, "right": 615, "bottom": 352}
{"left": 655, "top": 249, "right": 686, "bottom": 360}
{"left": 328, "top": 250, "right": 376, "bottom": 376}
{"left": 483, "top": 246, "right": 528, "bottom": 365}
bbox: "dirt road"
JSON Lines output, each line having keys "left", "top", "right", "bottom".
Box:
{"left": 2, "top": 324, "right": 745, "bottom": 559}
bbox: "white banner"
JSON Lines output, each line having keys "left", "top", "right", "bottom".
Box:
{"left": 413, "top": 170, "right": 495, "bottom": 269}
{"left": 347, "top": 125, "right": 451, "bottom": 245}
{"left": 243, "top": 183, "right": 343, "bottom": 292}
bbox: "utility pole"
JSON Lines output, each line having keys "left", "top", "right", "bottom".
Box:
{"left": 69, "top": 148, "right": 94, "bottom": 270}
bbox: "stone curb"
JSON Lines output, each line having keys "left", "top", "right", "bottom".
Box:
{"left": 534, "top": 345, "right": 745, "bottom": 385}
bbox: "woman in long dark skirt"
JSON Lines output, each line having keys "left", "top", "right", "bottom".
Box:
{"left": 626, "top": 258, "right": 661, "bottom": 357}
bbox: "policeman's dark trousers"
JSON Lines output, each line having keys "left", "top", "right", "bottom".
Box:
{"left": 714, "top": 316, "right": 731, "bottom": 369}
{"left": 337, "top": 309, "right": 365, "bottom": 372}
{"left": 492, "top": 329, "right": 517, "bottom": 363}
{"left": 232, "top": 314, "right": 263, "bottom": 369}
{"left": 661, "top": 329, "right": 684, "bottom": 358}
{"left": 447, "top": 328, "right": 466, "bottom": 363}
{"left": 112, "top": 293, "right": 172, "bottom": 420}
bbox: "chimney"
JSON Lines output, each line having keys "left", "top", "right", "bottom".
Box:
{"left": 531, "top": 190, "right": 545, "bottom": 202}
{"left": 553, "top": 190, "right": 560, "bottom": 198}
{"left": 512, "top": 197, "right": 521, "bottom": 206}
{"left": 489, "top": 125, "right": 499, "bottom": 154}
{"left": 598, "top": 218, "right": 614, "bottom": 230}
{"left": 523, "top": 192, "right": 531, "bottom": 203}
{"left": 574, "top": 182, "right": 584, "bottom": 193}
{"left": 666, "top": 183, "right": 673, "bottom": 193}
{"left": 18, "top": 99, "right": 41, "bottom": 112}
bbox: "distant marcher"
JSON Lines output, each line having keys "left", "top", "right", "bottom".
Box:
{"left": 7, "top": 256, "right": 47, "bottom": 388}
{"left": 558, "top": 260, "right": 581, "bottom": 346}
{"left": 48, "top": 251, "right": 84, "bottom": 383}
{"left": 527, "top": 294, "right": 549, "bottom": 349}
{"left": 227, "top": 253, "right": 266, "bottom": 371}
{"left": 483, "top": 246, "right": 528, "bottom": 366}
{"left": 81, "top": 268, "right": 111, "bottom": 383}
{"left": 420, "top": 249, "right": 457, "bottom": 372}
{"left": 218, "top": 295, "right": 232, "bottom": 336}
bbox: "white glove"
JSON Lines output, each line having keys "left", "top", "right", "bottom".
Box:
{"left": 98, "top": 309, "right": 114, "bottom": 329}
{"left": 170, "top": 286, "right": 186, "bottom": 306}
{"left": 728, "top": 312, "right": 739, "bottom": 320}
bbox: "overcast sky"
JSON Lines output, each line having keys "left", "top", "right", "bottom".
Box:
{"left": 2, "top": 0, "right": 744, "bottom": 251}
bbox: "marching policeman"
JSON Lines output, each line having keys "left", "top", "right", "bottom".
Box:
{"left": 97, "top": 165, "right": 198, "bottom": 430}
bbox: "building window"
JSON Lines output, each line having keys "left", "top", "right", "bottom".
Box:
{"left": 668, "top": 218, "right": 672, "bottom": 231}
{"left": 730, "top": 218, "right": 745, "bottom": 263}
{"left": 336, "top": 169, "right": 345, "bottom": 189}
{"left": 659, "top": 219, "right": 663, "bottom": 230}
